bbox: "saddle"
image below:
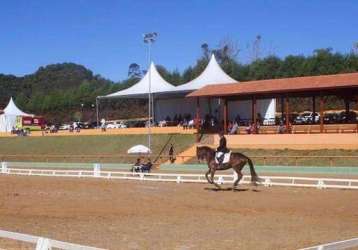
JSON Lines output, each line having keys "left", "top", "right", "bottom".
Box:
{"left": 215, "top": 151, "right": 231, "bottom": 164}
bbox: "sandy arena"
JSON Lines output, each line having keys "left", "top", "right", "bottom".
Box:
{"left": 0, "top": 175, "right": 357, "bottom": 250}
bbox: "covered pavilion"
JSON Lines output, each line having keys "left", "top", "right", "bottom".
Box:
{"left": 188, "top": 72, "right": 358, "bottom": 135}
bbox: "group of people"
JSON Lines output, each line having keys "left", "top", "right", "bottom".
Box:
{"left": 11, "top": 127, "right": 30, "bottom": 136}
{"left": 132, "top": 158, "right": 153, "bottom": 173}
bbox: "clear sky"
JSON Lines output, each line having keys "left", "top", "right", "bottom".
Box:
{"left": 0, "top": 0, "right": 357, "bottom": 82}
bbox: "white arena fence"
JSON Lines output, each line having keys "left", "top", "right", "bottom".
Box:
{"left": 0, "top": 229, "right": 106, "bottom": 250}
{"left": 300, "top": 237, "right": 358, "bottom": 250}
{"left": 1, "top": 162, "right": 358, "bottom": 190}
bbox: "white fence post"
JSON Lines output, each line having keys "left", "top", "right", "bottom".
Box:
{"left": 317, "top": 179, "right": 326, "bottom": 189}
{"left": 35, "top": 237, "right": 51, "bottom": 250}
{"left": 93, "top": 163, "right": 101, "bottom": 177}
{"left": 1, "top": 162, "right": 8, "bottom": 174}
{"left": 176, "top": 176, "right": 181, "bottom": 183}
{"left": 264, "top": 178, "right": 272, "bottom": 187}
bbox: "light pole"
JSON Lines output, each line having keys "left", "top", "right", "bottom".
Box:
{"left": 80, "top": 103, "right": 84, "bottom": 122}
{"left": 143, "top": 32, "right": 158, "bottom": 153}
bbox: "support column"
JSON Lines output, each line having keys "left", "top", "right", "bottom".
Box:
{"left": 320, "top": 93, "right": 324, "bottom": 133}
{"left": 280, "top": 96, "right": 284, "bottom": 123}
{"left": 195, "top": 97, "right": 200, "bottom": 142}
{"left": 345, "top": 98, "right": 350, "bottom": 123}
{"left": 285, "top": 95, "right": 289, "bottom": 131}
{"left": 223, "top": 98, "right": 228, "bottom": 134}
{"left": 252, "top": 96, "right": 257, "bottom": 124}
{"left": 312, "top": 96, "right": 316, "bottom": 124}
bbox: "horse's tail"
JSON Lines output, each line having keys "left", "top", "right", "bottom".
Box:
{"left": 247, "top": 157, "right": 262, "bottom": 184}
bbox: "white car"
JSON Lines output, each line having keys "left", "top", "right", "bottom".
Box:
{"left": 106, "top": 122, "right": 127, "bottom": 129}
{"left": 59, "top": 124, "right": 71, "bottom": 130}
{"left": 295, "top": 112, "right": 320, "bottom": 124}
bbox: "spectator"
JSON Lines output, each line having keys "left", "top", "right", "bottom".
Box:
{"left": 229, "top": 122, "right": 239, "bottom": 135}
{"left": 278, "top": 121, "right": 286, "bottom": 134}
{"left": 169, "top": 144, "right": 175, "bottom": 163}
{"left": 100, "top": 118, "right": 106, "bottom": 132}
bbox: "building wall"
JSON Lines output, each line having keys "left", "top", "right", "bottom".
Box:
{"left": 154, "top": 97, "right": 276, "bottom": 123}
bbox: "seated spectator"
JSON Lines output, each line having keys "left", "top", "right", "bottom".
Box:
{"left": 188, "top": 119, "right": 195, "bottom": 129}
{"left": 141, "top": 159, "right": 153, "bottom": 172}
{"left": 246, "top": 122, "right": 256, "bottom": 134}
{"left": 278, "top": 121, "right": 286, "bottom": 134}
{"left": 227, "top": 121, "right": 233, "bottom": 133}
{"left": 132, "top": 158, "right": 142, "bottom": 172}
{"left": 229, "top": 122, "right": 239, "bottom": 135}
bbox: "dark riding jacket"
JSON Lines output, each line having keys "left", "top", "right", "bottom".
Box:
{"left": 217, "top": 136, "right": 229, "bottom": 153}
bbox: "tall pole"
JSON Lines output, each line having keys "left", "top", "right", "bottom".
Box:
{"left": 148, "top": 41, "right": 152, "bottom": 152}
{"left": 143, "top": 32, "right": 158, "bottom": 153}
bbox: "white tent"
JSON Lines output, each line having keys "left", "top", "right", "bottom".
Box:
{"left": 101, "top": 54, "right": 276, "bottom": 124}
{"left": 175, "top": 54, "right": 236, "bottom": 92}
{"left": 106, "top": 62, "right": 176, "bottom": 99}
{"left": 155, "top": 55, "right": 276, "bottom": 122}
{"left": 0, "top": 97, "right": 33, "bottom": 132}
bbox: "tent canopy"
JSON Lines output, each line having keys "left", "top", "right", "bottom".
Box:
{"left": 3, "top": 97, "right": 33, "bottom": 117}
{"left": 174, "top": 54, "right": 237, "bottom": 92}
{"left": 103, "top": 62, "right": 176, "bottom": 99}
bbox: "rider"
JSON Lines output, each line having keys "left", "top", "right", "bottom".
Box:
{"left": 217, "top": 131, "right": 229, "bottom": 166}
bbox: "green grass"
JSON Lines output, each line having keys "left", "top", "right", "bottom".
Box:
{"left": 0, "top": 134, "right": 196, "bottom": 163}
{"left": 0, "top": 135, "right": 357, "bottom": 166}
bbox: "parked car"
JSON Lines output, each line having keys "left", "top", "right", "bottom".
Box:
{"left": 106, "top": 122, "right": 127, "bottom": 129}
{"left": 339, "top": 111, "right": 357, "bottom": 123}
{"left": 294, "top": 112, "right": 320, "bottom": 124}
{"left": 324, "top": 113, "right": 340, "bottom": 124}
{"left": 59, "top": 124, "right": 71, "bottom": 130}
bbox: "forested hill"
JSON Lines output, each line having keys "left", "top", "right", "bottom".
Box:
{"left": 0, "top": 63, "right": 137, "bottom": 123}
{"left": 1, "top": 46, "right": 358, "bottom": 123}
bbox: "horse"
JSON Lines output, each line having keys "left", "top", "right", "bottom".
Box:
{"left": 196, "top": 146, "right": 262, "bottom": 189}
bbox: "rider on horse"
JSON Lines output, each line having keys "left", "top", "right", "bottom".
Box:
{"left": 217, "top": 131, "right": 230, "bottom": 167}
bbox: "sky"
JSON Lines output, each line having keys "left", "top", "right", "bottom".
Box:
{"left": 0, "top": 0, "right": 357, "bottom": 82}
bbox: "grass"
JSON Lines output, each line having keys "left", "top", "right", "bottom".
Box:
{"left": 0, "top": 135, "right": 357, "bottom": 166}
{"left": 0, "top": 134, "right": 196, "bottom": 163}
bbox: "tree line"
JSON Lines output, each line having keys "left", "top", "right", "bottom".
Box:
{"left": 0, "top": 43, "right": 357, "bottom": 123}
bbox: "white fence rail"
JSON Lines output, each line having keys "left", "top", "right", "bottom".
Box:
{"left": 1, "top": 162, "right": 358, "bottom": 190}
{"left": 301, "top": 237, "right": 358, "bottom": 250}
{"left": 0, "top": 229, "right": 106, "bottom": 250}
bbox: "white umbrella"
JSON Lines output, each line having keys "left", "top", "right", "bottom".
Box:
{"left": 127, "top": 144, "right": 151, "bottom": 154}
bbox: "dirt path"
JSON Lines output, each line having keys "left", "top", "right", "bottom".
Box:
{"left": 0, "top": 175, "right": 357, "bottom": 250}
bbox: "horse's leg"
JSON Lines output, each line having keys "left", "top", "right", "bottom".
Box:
{"left": 205, "top": 168, "right": 212, "bottom": 184}
{"left": 232, "top": 165, "right": 243, "bottom": 190}
{"left": 210, "top": 167, "right": 221, "bottom": 189}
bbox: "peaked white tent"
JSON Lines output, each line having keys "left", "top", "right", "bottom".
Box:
{"left": 0, "top": 97, "right": 33, "bottom": 132}
{"left": 155, "top": 55, "right": 276, "bottom": 122}
{"left": 105, "top": 62, "right": 176, "bottom": 99}
{"left": 101, "top": 54, "right": 276, "bottom": 125}
{"left": 175, "top": 54, "right": 236, "bottom": 92}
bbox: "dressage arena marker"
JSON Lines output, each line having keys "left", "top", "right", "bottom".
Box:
{"left": 0, "top": 229, "right": 105, "bottom": 250}
{"left": 1, "top": 162, "right": 358, "bottom": 190}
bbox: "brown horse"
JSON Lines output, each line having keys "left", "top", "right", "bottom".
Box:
{"left": 196, "top": 146, "right": 262, "bottom": 189}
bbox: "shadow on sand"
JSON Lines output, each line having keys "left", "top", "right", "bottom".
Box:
{"left": 204, "top": 187, "right": 261, "bottom": 192}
